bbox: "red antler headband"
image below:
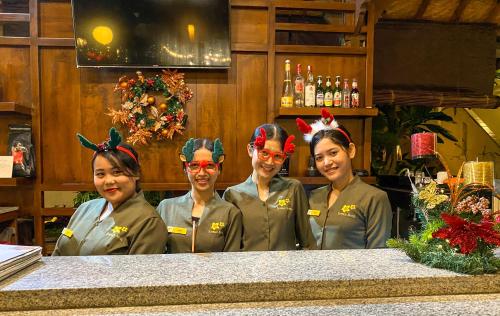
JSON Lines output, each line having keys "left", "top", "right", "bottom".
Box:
{"left": 295, "top": 108, "right": 352, "bottom": 143}
{"left": 254, "top": 127, "right": 296, "bottom": 155}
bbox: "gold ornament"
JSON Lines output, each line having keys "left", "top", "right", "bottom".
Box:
{"left": 119, "top": 81, "right": 129, "bottom": 89}
{"left": 147, "top": 96, "right": 155, "bottom": 105}
{"left": 158, "top": 103, "right": 167, "bottom": 112}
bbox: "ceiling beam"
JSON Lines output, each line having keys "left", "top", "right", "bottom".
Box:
{"left": 414, "top": 0, "right": 431, "bottom": 20}
{"left": 450, "top": 0, "right": 471, "bottom": 23}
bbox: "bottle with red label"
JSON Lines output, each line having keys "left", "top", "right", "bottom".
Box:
{"left": 293, "top": 64, "right": 304, "bottom": 107}
{"left": 350, "top": 78, "right": 360, "bottom": 108}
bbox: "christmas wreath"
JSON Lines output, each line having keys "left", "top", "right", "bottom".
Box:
{"left": 108, "top": 70, "right": 193, "bottom": 145}
{"left": 387, "top": 174, "right": 500, "bottom": 275}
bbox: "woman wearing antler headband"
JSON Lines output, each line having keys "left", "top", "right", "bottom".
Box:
{"left": 223, "top": 124, "right": 316, "bottom": 251}
{"left": 52, "top": 128, "right": 168, "bottom": 256}
{"left": 156, "top": 138, "right": 242, "bottom": 253}
{"left": 297, "top": 109, "right": 392, "bottom": 249}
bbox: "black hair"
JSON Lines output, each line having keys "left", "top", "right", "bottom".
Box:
{"left": 92, "top": 142, "right": 142, "bottom": 192}
{"left": 309, "top": 125, "right": 352, "bottom": 156}
{"left": 249, "top": 123, "right": 289, "bottom": 150}
{"left": 181, "top": 138, "right": 224, "bottom": 171}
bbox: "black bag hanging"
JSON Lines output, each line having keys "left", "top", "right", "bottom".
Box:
{"left": 7, "top": 124, "right": 35, "bottom": 178}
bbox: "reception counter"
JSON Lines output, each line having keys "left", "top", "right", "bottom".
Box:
{"left": 0, "top": 249, "right": 499, "bottom": 315}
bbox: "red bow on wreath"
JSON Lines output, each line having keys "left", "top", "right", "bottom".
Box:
{"left": 432, "top": 213, "right": 500, "bottom": 254}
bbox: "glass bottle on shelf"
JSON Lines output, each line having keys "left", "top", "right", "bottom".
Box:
{"left": 280, "top": 59, "right": 293, "bottom": 108}
{"left": 350, "top": 78, "right": 360, "bottom": 108}
{"left": 324, "top": 76, "right": 333, "bottom": 107}
{"left": 293, "top": 63, "right": 304, "bottom": 107}
{"left": 315, "top": 75, "right": 324, "bottom": 107}
{"left": 304, "top": 65, "right": 316, "bottom": 107}
{"left": 333, "top": 75, "right": 342, "bottom": 107}
{"left": 342, "top": 78, "right": 350, "bottom": 108}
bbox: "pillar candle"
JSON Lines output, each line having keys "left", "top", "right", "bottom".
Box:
{"left": 411, "top": 132, "right": 436, "bottom": 159}
{"left": 463, "top": 161, "right": 495, "bottom": 187}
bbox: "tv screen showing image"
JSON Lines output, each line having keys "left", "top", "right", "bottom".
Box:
{"left": 71, "top": 0, "right": 231, "bottom": 68}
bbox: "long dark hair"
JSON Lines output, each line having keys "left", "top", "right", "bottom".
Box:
{"left": 92, "top": 143, "right": 142, "bottom": 192}
{"left": 249, "top": 124, "right": 289, "bottom": 150}
{"left": 309, "top": 125, "right": 352, "bottom": 156}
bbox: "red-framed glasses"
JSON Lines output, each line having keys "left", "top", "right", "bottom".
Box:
{"left": 257, "top": 148, "right": 287, "bottom": 164}
{"left": 184, "top": 160, "right": 219, "bottom": 174}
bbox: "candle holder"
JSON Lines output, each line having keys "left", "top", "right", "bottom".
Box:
{"left": 411, "top": 132, "right": 436, "bottom": 159}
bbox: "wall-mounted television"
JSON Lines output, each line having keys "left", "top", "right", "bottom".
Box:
{"left": 71, "top": 0, "right": 231, "bottom": 68}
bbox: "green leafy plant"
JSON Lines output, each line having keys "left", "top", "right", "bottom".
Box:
{"left": 372, "top": 104, "right": 457, "bottom": 175}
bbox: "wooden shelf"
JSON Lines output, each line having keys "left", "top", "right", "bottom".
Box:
{"left": 41, "top": 208, "right": 75, "bottom": 217}
{"left": 0, "top": 177, "right": 33, "bottom": 187}
{"left": 231, "top": 43, "right": 269, "bottom": 52}
{"left": 0, "top": 210, "right": 18, "bottom": 222}
{"left": 230, "top": 0, "right": 268, "bottom": 8}
{"left": 37, "top": 37, "right": 74, "bottom": 47}
{"left": 0, "top": 36, "right": 30, "bottom": 46}
{"left": 273, "top": 1, "right": 355, "bottom": 11}
{"left": 0, "top": 101, "right": 31, "bottom": 116}
{"left": 276, "top": 23, "right": 366, "bottom": 34}
{"left": 0, "top": 13, "right": 30, "bottom": 22}
{"left": 277, "top": 107, "right": 378, "bottom": 117}
{"left": 275, "top": 45, "right": 366, "bottom": 55}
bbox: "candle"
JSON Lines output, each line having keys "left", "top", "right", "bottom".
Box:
{"left": 411, "top": 132, "right": 436, "bottom": 159}
{"left": 463, "top": 161, "right": 495, "bottom": 187}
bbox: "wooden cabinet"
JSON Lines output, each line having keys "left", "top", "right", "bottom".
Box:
{"left": 264, "top": 0, "right": 376, "bottom": 179}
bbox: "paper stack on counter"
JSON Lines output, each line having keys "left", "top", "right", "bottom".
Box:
{"left": 0, "top": 244, "right": 42, "bottom": 282}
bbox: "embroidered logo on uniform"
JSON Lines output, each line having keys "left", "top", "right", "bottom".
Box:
{"left": 209, "top": 222, "right": 226, "bottom": 234}
{"left": 339, "top": 204, "right": 356, "bottom": 218}
{"left": 307, "top": 209, "right": 321, "bottom": 216}
{"left": 62, "top": 227, "right": 73, "bottom": 238}
{"left": 167, "top": 226, "right": 187, "bottom": 235}
{"left": 275, "top": 197, "right": 292, "bottom": 211}
{"left": 106, "top": 226, "right": 129, "bottom": 240}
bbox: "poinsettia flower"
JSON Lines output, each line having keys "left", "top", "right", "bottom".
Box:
{"left": 432, "top": 213, "right": 500, "bottom": 254}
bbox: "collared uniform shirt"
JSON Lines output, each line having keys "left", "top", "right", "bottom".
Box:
{"left": 308, "top": 176, "right": 392, "bottom": 249}
{"left": 52, "top": 192, "right": 168, "bottom": 256}
{"left": 223, "top": 175, "right": 316, "bottom": 251}
{"left": 156, "top": 192, "right": 242, "bottom": 253}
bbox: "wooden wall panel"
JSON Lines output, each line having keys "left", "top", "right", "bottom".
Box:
{"left": 39, "top": 47, "right": 81, "bottom": 184}
{"left": 231, "top": 8, "right": 268, "bottom": 45}
{"left": 0, "top": 47, "right": 31, "bottom": 106}
{"left": 39, "top": 1, "right": 73, "bottom": 38}
{"left": 274, "top": 54, "right": 367, "bottom": 108}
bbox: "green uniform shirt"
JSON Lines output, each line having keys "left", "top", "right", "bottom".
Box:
{"left": 223, "top": 175, "right": 316, "bottom": 251}
{"left": 308, "top": 176, "right": 392, "bottom": 249}
{"left": 156, "top": 192, "right": 242, "bottom": 253}
{"left": 52, "top": 192, "right": 168, "bottom": 256}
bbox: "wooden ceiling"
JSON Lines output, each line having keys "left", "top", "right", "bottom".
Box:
{"left": 370, "top": 0, "right": 499, "bottom": 25}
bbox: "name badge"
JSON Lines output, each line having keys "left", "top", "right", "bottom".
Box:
{"left": 167, "top": 226, "right": 187, "bottom": 235}
{"left": 307, "top": 209, "right": 321, "bottom": 216}
{"left": 62, "top": 227, "right": 73, "bottom": 238}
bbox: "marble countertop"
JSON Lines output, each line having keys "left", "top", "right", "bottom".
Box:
{"left": 0, "top": 249, "right": 499, "bottom": 312}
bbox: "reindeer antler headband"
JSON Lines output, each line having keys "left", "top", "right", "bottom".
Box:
{"left": 253, "top": 127, "right": 296, "bottom": 155}
{"left": 179, "top": 138, "right": 225, "bottom": 163}
{"left": 296, "top": 108, "right": 352, "bottom": 143}
{"left": 77, "top": 127, "right": 138, "bottom": 163}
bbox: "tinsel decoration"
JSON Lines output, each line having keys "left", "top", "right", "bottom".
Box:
{"left": 107, "top": 69, "right": 193, "bottom": 145}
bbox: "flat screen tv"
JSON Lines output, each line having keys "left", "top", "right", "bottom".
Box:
{"left": 71, "top": 0, "right": 231, "bottom": 68}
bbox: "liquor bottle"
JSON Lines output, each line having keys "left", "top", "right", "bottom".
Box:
{"left": 280, "top": 59, "right": 293, "bottom": 108}
{"left": 304, "top": 65, "right": 316, "bottom": 107}
{"left": 333, "top": 75, "right": 342, "bottom": 107}
{"left": 315, "top": 75, "right": 324, "bottom": 107}
{"left": 293, "top": 64, "right": 305, "bottom": 107}
{"left": 324, "top": 76, "right": 333, "bottom": 107}
{"left": 342, "top": 78, "right": 350, "bottom": 108}
{"left": 350, "top": 78, "right": 360, "bottom": 108}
